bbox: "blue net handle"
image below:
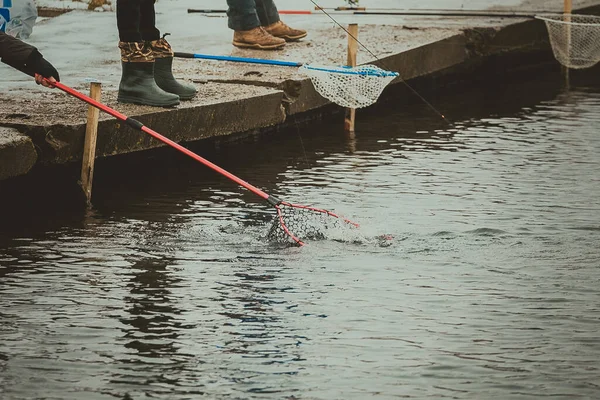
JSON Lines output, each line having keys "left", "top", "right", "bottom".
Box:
{"left": 302, "top": 64, "right": 399, "bottom": 77}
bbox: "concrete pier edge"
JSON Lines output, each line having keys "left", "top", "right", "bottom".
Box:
{"left": 1, "top": 2, "right": 600, "bottom": 182}
{"left": 0, "top": 127, "right": 38, "bottom": 181}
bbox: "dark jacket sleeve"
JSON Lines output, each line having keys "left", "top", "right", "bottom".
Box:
{"left": 0, "top": 31, "right": 38, "bottom": 74}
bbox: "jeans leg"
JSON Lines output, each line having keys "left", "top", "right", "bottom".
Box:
{"left": 139, "top": 0, "right": 160, "bottom": 41}
{"left": 116, "top": 0, "right": 143, "bottom": 42}
{"left": 226, "top": 0, "right": 261, "bottom": 31}
{"left": 255, "top": 0, "right": 280, "bottom": 26}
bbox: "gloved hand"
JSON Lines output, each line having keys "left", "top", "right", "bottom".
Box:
{"left": 23, "top": 49, "right": 60, "bottom": 87}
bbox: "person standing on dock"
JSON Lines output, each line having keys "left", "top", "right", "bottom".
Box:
{"left": 0, "top": 31, "right": 59, "bottom": 87}
{"left": 227, "top": 0, "right": 307, "bottom": 50}
{"left": 116, "top": 0, "right": 197, "bottom": 107}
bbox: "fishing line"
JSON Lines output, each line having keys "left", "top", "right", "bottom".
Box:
{"left": 309, "top": 0, "right": 452, "bottom": 125}
{"left": 292, "top": 115, "right": 311, "bottom": 167}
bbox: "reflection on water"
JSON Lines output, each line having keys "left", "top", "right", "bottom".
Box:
{"left": 1, "top": 67, "right": 600, "bottom": 399}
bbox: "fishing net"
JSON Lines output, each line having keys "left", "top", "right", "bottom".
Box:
{"left": 267, "top": 201, "right": 358, "bottom": 246}
{"left": 536, "top": 14, "right": 600, "bottom": 69}
{"left": 299, "top": 64, "right": 399, "bottom": 108}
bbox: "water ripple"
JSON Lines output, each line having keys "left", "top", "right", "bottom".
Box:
{"left": 1, "top": 70, "right": 600, "bottom": 399}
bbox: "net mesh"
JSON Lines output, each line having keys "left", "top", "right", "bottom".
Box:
{"left": 267, "top": 202, "right": 357, "bottom": 246}
{"left": 537, "top": 14, "right": 600, "bottom": 69}
{"left": 299, "top": 64, "right": 398, "bottom": 108}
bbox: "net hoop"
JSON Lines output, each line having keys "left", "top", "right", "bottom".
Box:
{"left": 301, "top": 64, "right": 400, "bottom": 78}
{"left": 535, "top": 13, "right": 600, "bottom": 69}
{"left": 299, "top": 64, "right": 399, "bottom": 109}
{"left": 268, "top": 201, "right": 359, "bottom": 246}
{"left": 535, "top": 13, "right": 600, "bottom": 27}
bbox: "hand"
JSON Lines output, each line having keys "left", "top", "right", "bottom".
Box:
{"left": 35, "top": 73, "right": 57, "bottom": 88}
{"left": 23, "top": 50, "right": 60, "bottom": 86}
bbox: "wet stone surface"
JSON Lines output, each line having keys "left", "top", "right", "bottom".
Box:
{"left": 0, "top": 127, "right": 37, "bottom": 180}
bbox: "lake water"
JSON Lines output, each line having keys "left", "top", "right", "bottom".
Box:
{"left": 1, "top": 65, "right": 599, "bottom": 399}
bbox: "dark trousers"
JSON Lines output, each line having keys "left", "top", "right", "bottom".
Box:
{"left": 116, "top": 0, "right": 160, "bottom": 42}
{"left": 226, "top": 0, "right": 280, "bottom": 31}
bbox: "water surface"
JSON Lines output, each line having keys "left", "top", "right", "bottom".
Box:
{"left": 1, "top": 67, "right": 600, "bottom": 399}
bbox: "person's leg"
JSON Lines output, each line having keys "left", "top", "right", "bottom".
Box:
{"left": 136, "top": 1, "right": 196, "bottom": 100}
{"left": 116, "top": 0, "right": 143, "bottom": 42}
{"left": 150, "top": 33, "right": 197, "bottom": 100}
{"left": 259, "top": 0, "right": 307, "bottom": 42}
{"left": 227, "top": 0, "right": 285, "bottom": 49}
{"left": 116, "top": 0, "right": 179, "bottom": 107}
{"left": 139, "top": 0, "right": 160, "bottom": 41}
{"left": 254, "top": 0, "right": 280, "bottom": 26}
{"left": 226, "top": 0, "right": 261, "bottom": 31}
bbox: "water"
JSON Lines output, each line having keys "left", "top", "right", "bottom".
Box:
{"left": 1, "top": 67, "right": 600, "bottom": 399}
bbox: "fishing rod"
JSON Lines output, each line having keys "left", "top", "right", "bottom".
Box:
{"left": 352, "top": 10, "right": 542, "bottom": 18}
{"left": 188, "top": 8, "right": 553, "bottom": 18}
{"left": 320, "top": 7, "right": 556, "bottom": 15}
{"left": 187, "top": 9, "right": 227, "bottom": 13}
{"left": 188, "top": 2, "right": 451, "bottom": 122}
{"left": 186, "top": 8, "right": 359, "bottom": 15}
{"left": 307, "top": 0, "right": 450, "bottom": 124}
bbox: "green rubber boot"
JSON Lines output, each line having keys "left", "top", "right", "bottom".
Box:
{"left": 154, "top": 57, "right": 197, "bottom": 100}
{"left": 117, "top": 41, "right": 180, "bottom": 107}
{"left": 118, "top": 61, "right": 180, "bottom": 107}
{"left": 150, "top": 36, "right": 197, "bottom": 101}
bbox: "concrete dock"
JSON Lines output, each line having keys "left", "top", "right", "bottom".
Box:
{"left": 1, "top": 0, "right": 600, "bottom": 181}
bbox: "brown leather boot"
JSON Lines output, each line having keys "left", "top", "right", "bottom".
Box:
{"left": 233, "top": 26, "right": 286, "bottom": 50}
{"left": 264, "top": 21, "right": 307, "bottom": 42}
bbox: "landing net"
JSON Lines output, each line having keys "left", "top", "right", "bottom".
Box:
{"left": 536, "top": 14, "right": 600, "bottom": 69}
{"left": 267, "top": 201, "right": 359, "bottom": 246}
{"left": 299, "top": 64, "right": 399, "bottom": 108}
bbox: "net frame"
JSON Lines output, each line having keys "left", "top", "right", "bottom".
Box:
{"left": 267, "top": 201, "right": 359, "bottom": 246}
{"left": 536, "top": 13, "right": 600, "bottom": 69}
{"left": 299, "top": 64, "right": 400, "bottom": 109}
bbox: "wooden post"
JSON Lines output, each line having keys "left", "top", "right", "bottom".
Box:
{"left": 80, "top": 82, "right": 101, "bottom": 205}
{"left": 344, "top": 23, "right": 359, "bottom": 133}
{"left": 563, "top": 0, "right": 573, "bottom": 81}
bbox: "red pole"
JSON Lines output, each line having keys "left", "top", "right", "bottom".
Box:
{"left": 278, "top": 10, "right": 313, "bottom": 14}
{"left": 52, "top": 81, "right": 272, "bottom": 202}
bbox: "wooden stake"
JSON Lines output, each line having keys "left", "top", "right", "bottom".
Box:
{"left": 80, "top": 82, "right": 101, "bottom": 205}
{"left": 563, "top": 0, "right": 573, "bottom": 80}
{"left": 345, "top": 23, "right": 359, "bottom": 133}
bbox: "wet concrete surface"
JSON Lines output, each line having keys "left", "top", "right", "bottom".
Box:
{"left": 0, "top": 127, "right": 37, "bottom": 181}
{"left": 1, "top": 0, "right": 600, "bottom": 179}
